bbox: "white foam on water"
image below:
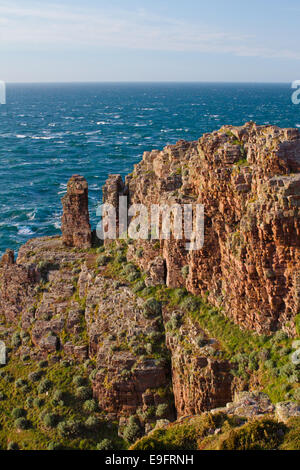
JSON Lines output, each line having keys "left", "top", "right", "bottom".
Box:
{"left": 18, "top": 226, "right": 34, "bottom": 236}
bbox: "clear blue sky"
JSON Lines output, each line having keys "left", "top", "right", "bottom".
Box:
{"left": 0, "top": 0, "right": 300, "bottom": 82}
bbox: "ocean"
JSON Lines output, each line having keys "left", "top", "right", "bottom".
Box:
{"left": 0, "top": 82, "right": 299, "bottom": 256}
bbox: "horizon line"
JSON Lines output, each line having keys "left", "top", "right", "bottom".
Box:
{"left": 5, "top": 80, "right": 293, "bottom": 85}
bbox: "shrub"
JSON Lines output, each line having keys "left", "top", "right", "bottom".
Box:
{"left": 156, "top": 404, "right": 169, "bottom": 418}
{"left": 0, "top": 392, "right": 6, "bottom": 401}
{"left": 280, "top": 363, "right": 296, "bottom": 378}
{"left": 85, "top": 416, "right": 101, "bottom": 430}
{"left": 14, "top": 417, "right": 30, "bottom": 430}
{"left": 219, "top": 419, "right": 286, "bottom": 450}
{"left": 73, "top": 375, "right": 86, "bottom": 387}
{"left": 181, "top": 296, "right": 201, "bottom": 312}
{"left": 97, "top": 255, "right": 110, "bottom": 266}
{"left": 38, "top": 360, "right": 48, "bottom": 369}
{"left": 127, "top": 271, "right": 140, "bottom": 282}
{"left": 123, "top": 422, "right": 141, "bottom": 444}
{"left": 12, "top": 408, "right": 26, "bottom": 419}
{"left": 38, "top": 379, "right": 52, "bottom": 393}
{"left": 26, "top": 397, "right": 33, "bottom": 407}
{"left": 53, "top": 390, "right": 65, "bottom": 402}
{"left": 264, "top": 359, "right": 276, "bottom": 370}
{"left": 143, "top": 298, "right": 162, "bottom": 318}
{"left": 171, "top": 312, "right": 183, "bottom": 329}
{"left": 116, "top": 253, "right": 126, "bottom": 263}
{"left": 57, "top": 419, "right": 81, "bottom": 438}
{"left": 33, "top": 398, "right": 44, "bottom": 408}
{"left": 123, "top": 263, "right": 137, "bottom": 275}
{"left": 83, "top": 399, "right": 97, "bottom": 412}
{"left": 148, "top": 331, "right": 162, "bottom": 342}
{"left": 89, "top": 370, "right": 97, "bottom": 381}
{"left": 133, "top": 281, "right": 146, "bottom": 293}
{"left": 181, "top": 265, "right": 189, "bottom": 279}
{"left": 28, "top": 371, "right": 42, "bottom": 382}
{"left": 11, "top": 332, "right": 21, "bottom": 348}
{"left": 43, "top": 413, "right": 58, "bottom": 428}
{"left": 48, "top": 442, "right": 61, "bottom": 450}
{"left": 76, "top": 386, "right": 92, "bottom": 401}
{"left": 15, "top": 378, "right": 27, "bottom": 388}
{"left": 196, "top": 334, "right": 207, "bottom": 348}
{"left": 7, "top": 442, "right": 19, "bottom": 450}
{"left": 271, "top": 330, "right": 288, "bottom": 344}
{"left": 172, "top": 288, "right": 188, "bottom": 304}
{"left": 143, "top": 406, "right": 156, "bottom": 419}
{"left": 97, "top": 439, "right": 113, "bottom": 450}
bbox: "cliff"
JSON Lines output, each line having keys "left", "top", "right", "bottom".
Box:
{"left": 0, "top": 123, "right": 300, "bottom": 450}
{"left": 104, "top": 121, "right": 300, "bottom": 336}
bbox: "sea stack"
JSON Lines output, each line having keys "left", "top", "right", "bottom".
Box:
{"left": 61, "top": 174, "right": 91, "bottom": 248}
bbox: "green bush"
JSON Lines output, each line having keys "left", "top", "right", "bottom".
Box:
{"left": 38, "top": 360, "right": 48, "bottom": 369}
{"left": 271, "top": 330, "right": 288, "bottom": 344}
{"left": 156, "top": 404, "right": 169, "bottom": 418}
{"left": 28, "top": 371, "right": 42, "bottom": 382}
{"left": 123, "top": 263, "right": 137, "bottom": 275}
{"left": 89, "top": 370, "right": 97, "bottom": 381}
{"left": 15, "top": 378, "right": 28, "bottom": 388}
{"left": 127, "top": 271, "right": 140, "bottom": 282}
{"left": 181, "top": 266, "right": 189, "bottom": 279}
{"left": 73, "top": 375, "right": 86, "bottom": 387}
{"left": 7, "top": 442, "right": 19, "bottom": 450}
{"left": 43, "top": 413, "right": 58, "bottom": 428}
{"left": 219, "top": 419, "right": 286, "bottom": 450}
{"left": 123, "top": 422, "right": 141, "bottom": 444}
{"left": 76, "top": 386, "right": 92, "bottom": 401}
{"left": 97, "top": 255, "right": 110, "bottom": 266}
{"left": 85, "top": 416, "right": 101, "bottom": 430}
{"left": 11, "top": 332, "right": 21, "bottom": 348}
{"left": 181, "top": 296, "right": 201, "bottom": 313}
{"left": 48, "top": 442, "right": 62, "bottom": 450}
{"left": 143, "top": 298, "right": 162, "bottom": 318}
{"left": 83, "top": 399, "right": 97, "bottom": 412}
{"left": 133, "top": 280, "right": 146, "bottom": 293}
{"left": 53, "top": 390, "right": 65, "bottom": 403}
{"left": 33, "top": 398, "right": 44, "bottom": 408}
{"left": 14, "top": 417, "right": 30, "bottom": 430}
{"left": 12, "top": 408, "right": 26, "bottom": 419}
{"left": 97, "top": 439, "right": 113, "bottom": 450}
{"left": 0, "top": 392, "right": 6, "bottom": 401}
{"left": 38, "top": 379, "right": 52, "bottom": 393}
{"left": 57, "top": 419, "right": 81, "bottom": 438}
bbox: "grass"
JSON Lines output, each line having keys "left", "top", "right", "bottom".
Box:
{"left": 131, "top": 412, "right": 300, "bottom": 451}
{"left": 0, "top": 355, "right": 126, "bottom": 450}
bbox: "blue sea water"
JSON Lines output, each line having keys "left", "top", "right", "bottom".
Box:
{"left": 0, "top": 82, "right": 299, "bottom": 256}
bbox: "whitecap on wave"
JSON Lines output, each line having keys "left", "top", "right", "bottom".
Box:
{"left": 18, "top": 226, "right": 34, "bottom": 236}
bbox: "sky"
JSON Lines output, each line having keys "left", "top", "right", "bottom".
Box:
{"left": 0, "top": 0, "right": 300, "bottom": 82}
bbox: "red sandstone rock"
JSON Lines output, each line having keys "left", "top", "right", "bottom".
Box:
{"left": 61, "top": 175, "right": 91, "bottom": 248}
{"left": 104, "top": 123, "right": 300, "bottom": 335}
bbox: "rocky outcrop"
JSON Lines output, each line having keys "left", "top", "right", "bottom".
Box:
{"left": 165, "top": 315, "right": 232, "bottom": 417}
{"left": 103, "top": 122, "right": 300, "bottom": 336}
{"left": 79, "top": 271, "right": 171, "bottom": 417}
{"left": 61, "top": 174, "right": 91, "bottom": 248}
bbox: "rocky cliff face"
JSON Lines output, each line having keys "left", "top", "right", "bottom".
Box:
{"left": 1, "top": 122, "right": 300, "bottom": 443}
{"left": 104, "top": 122, "right": 300, "bottom": 336}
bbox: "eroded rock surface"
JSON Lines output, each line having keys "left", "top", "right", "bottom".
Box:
{"left": 103, "top": 122, "right": 300, "bottom": 335}
{"left": 61, "top": 174, "right": 91, "bottom": 248}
